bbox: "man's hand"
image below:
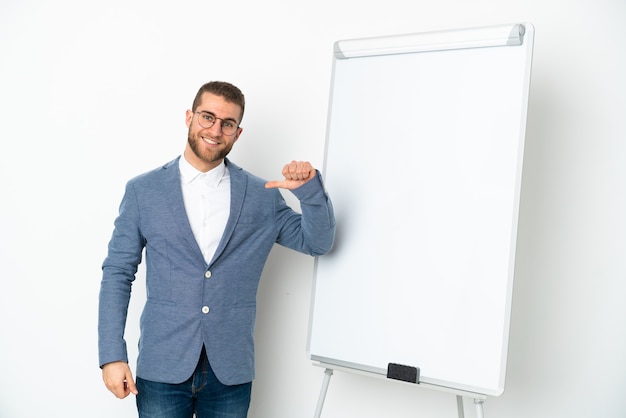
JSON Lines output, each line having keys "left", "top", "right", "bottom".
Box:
{"left": 102, "top": 361, "right": 138, "bottom": 399}
{"left": 265, "top": 160, "right": 316, "bottom": 190}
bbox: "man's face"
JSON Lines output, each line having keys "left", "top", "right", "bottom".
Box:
{"left": 184, "top": 92, "right": 243, "bottom": 172}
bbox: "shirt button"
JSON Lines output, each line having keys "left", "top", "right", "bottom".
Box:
{"left": 202, "top": 306, "right": 210, "bottom": 314}
{"left": 204, "top": 270, "right": 212, "bottom": 279}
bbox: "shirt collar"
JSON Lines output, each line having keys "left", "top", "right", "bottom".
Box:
{"left": 179, "top": 155, "right": 226, "bottom": 188}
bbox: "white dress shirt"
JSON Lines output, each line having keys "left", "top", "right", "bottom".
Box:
{"left": 179, "top": 156, "right": 230, "bottom": 264}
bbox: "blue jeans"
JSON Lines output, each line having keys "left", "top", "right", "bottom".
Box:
{"left": 136, "top": 347, "right": 252, "bottom": 418}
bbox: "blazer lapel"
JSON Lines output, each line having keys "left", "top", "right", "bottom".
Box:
{"left": 209, "top": 159, "right": 247, "bottom": 266}
{"left": 161, "top": 157, "right": 206, "bottom": 262}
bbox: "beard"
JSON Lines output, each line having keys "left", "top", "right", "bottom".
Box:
{"left": 187, "top": 131, "right": 234, "bottom": 165}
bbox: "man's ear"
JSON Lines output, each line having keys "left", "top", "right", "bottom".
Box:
{"left": 233, "top": 127, "right": 243, "bottom": 142}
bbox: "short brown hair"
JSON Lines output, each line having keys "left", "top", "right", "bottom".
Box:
{"left": 192, "top": 81, "right": 245, "bottom": 123}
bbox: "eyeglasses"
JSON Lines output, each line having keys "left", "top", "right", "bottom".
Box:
{"left": 194, "top": 111, "right": 240, "bottom": 136}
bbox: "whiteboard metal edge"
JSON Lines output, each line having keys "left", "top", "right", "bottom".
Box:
{"left": 312, "top": 354, "right": 502, "bottom": 397}
{"left": 306, "top": 51, "right": 341, "bottom": 359}
{"left": 312, "top": 361, "right": 488, "bottom": 400}
{"left": 334, "top": 23, "right": 527, "bottom": 59}
{"left": 493, "top": 21, "right": 535, "bottom": 396}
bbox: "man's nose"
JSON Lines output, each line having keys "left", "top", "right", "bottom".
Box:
{"left": 207, "top": 121, "right": 224, "bottom": 135}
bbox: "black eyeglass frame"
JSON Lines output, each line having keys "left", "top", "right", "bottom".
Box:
{"left": 194, "top": 111, "right": 240, "bottom": 136}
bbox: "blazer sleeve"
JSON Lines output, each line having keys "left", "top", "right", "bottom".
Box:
{"left": 98, "top": 181, "right": 146, "bottom": 367}
{"left": 275, "top": 170, "right": 336, "bottom": 256}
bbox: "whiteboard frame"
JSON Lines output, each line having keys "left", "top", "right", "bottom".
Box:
{"left": 307, "top": 23, "right": 534, "bottom": 399}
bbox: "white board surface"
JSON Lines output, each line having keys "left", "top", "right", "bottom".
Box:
{"left": 308, "top": 23, "right": 534, "bottom": 397}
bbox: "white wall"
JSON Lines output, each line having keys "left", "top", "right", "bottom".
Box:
{"left": 0, "top": 1, "right": 624, "bottom": 417}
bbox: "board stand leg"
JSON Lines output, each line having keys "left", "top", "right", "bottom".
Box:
{"left": 457, "top": 396, "right": 487, "bottom": 418}
{"left": 314, "top": 368, "right": 334, "bottom": 418}
{"left": 474, "top": 398, "right": 485, "bottom": 418}
{"left": 456, "top": 395, "right": 465, "bottom": 418}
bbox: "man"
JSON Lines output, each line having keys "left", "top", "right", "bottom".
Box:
{"left": 98, "top": 81, "right": 335, "bottom": 417}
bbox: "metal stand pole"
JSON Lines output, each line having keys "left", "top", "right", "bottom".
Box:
{"left": 474, "top": 398, "right": 485, "bottom": 418}
{"left": 456, "top": 396, "right": 465, "bottom": 418}
{"left": 314, "top": 368, "right": 334, "bottom": 418}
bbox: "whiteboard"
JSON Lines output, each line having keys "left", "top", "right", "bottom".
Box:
{"left": 308, "top": 24, "right": 534, "bottom": 397}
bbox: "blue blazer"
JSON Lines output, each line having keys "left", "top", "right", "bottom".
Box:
{"left": 98, "top": 157, "right": 335, "bottom": 385}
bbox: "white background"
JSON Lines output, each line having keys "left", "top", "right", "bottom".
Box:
{"left": 0, "top": 1, "right": 624, "bottom": 417}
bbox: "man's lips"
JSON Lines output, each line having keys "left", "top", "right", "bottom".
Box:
{"left": 202, "top": 136, "right": 219, "bottom": 145}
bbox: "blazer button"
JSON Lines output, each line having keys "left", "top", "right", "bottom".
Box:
{"left": 202, "top": 306, "right": 210, "bottom": 314}
{"left": 204, "top": 270, "right": 212, "bottom": 279}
